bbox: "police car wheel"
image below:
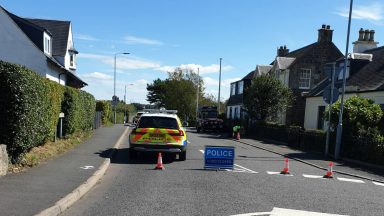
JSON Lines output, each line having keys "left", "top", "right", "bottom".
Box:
{"left": 179, "top": 151, "right": 186, "bottom": 161}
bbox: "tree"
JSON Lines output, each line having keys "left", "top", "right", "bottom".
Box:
{"left": 146, "top": 79, "right": 167, "bottom": 107}
{"left": 327, "top": 96, "right": 383, "bottom": 137}
{"left": 243, "top": 75, "right": 293, "bottom": 121}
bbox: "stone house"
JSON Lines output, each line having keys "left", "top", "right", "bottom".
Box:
{"left": 226, "top": 65, "right": 272, "bottom": 120}
{"left": 270, "top": 25, "right": 343, "bottom": 126}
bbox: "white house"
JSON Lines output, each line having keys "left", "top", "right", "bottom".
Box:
{"left": 0, "top": 6, "right": 86, "bottom": 88}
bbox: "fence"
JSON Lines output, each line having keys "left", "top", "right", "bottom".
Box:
{"left": 93, "top": 111, "right": 102, "bottom": 129}
{"left": 246, "top": 123, "right": 384, "bottom": 165}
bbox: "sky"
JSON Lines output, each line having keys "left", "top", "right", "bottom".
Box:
{"left": 1, "top": 0, "right": 384, "bottom": 104}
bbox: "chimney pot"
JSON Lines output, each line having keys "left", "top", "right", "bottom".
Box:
{"left": 364, "top": 29, "right": 370, "bottom": 41}
{"left": 322, "top": 24, "right": 326, "bottom": 29}
{"left": 358, "top": 28, "right": 364, "bottom": 41}
{"left": 369, "top": 30, "right": 375, "bottom": 41}
{"left": 326, "top": 25, "right": 330, "bottom": 30}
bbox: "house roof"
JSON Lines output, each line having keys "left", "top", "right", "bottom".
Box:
{"left": 347, "top": 46, "right": 384, "bottom": 91}
{"left": 256, "top": 65, "right": 272, "bottom": 76}
{"left": 308, "top": 46, "right": 384, "bottom": 97}
{"left": 276, "top": 57, "right": 296, "bottom": 70}
{"left": 242, "top": 70, "right": 255, "bottom": 80}
{"left": 26, "top": 19, "right": 70, "bottom": 56}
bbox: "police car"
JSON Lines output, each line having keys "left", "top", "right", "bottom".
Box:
{"left": 129, "top": 109, "right": 187, "bottom": 160}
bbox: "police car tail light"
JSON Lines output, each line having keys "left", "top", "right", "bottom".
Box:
{"left": 131, "top": 129, "right": 146, "bottom": 135}
{"left": 169, "top": 130, "right": 184, "bottom": 136}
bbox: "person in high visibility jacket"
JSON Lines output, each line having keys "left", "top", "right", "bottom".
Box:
{"left": 232, "top": 124, "right": 241, "bottom": 139}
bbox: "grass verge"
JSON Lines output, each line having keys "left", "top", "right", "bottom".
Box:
{"left": 8, "top": 130, "right": 93, "bottom": 173}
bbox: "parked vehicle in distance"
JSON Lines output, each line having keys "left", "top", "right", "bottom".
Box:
{"left": 196, "top": 106, "right": 223, "bottom": 133}
{"left": 129, "top": 109, "right": 187, "bottom": 160}
{"left": 132, "top": 111, "right": 147, "bottom": 124}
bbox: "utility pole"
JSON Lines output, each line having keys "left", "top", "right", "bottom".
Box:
{"left": 218, "top": 58, "right": 222, "bottom": 113}
{"left": 335, "top": 0, "right": 353, "bottom": 160}
{"left": 325, "top": 63, "right": 336, "bottom": 157}
{"left": 196, "top": 68, "right": 200, "bottom": 120}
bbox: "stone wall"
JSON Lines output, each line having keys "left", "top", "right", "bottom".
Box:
{"left": 0, "top": 145, "right": 8, "bottom": 176}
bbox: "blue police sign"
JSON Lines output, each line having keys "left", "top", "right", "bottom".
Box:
{"left": 204, "top": 146, "right": 235, "bottom": 169}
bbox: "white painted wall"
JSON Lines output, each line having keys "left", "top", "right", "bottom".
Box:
{"left": 0, "top": 8, "right": 62, "bottom": 84}
{"left": 64, "top": 24, "right": 76, "bottom": 71}
{"left": 304, "top": 91, "right": 384, "bottom": 130}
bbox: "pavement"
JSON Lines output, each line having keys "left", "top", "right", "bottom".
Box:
{"left": 0, "top": 124, "right": 129, "bottom": 216}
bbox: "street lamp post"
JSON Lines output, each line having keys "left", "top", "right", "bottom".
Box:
{"left": 114, "top": 52, "right": 130, "bottom": 124}
{"left": 335, "top": 0, "right": 353, "bottom": 160}
{"left": 218, "top": 58, "right": 222, "bottom": 113}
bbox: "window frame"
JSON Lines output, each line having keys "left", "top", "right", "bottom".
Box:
{"left": 299, "top": 68, "right": 311, "bottom": 89}
{"left": 43, "top": 32, "right": 52, "bottom": 55}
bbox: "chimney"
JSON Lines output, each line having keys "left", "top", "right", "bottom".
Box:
{"left": 318, "top": 24, "right": 333, "bottom": 43}
{"left": 369, "top": 30, "right": 375, "bottom": 41}
{"left": 353, "top": 28, "right": 379, "bottom": 53}
{"left": 277, "top": 45, "right": 289, "bottom": 57}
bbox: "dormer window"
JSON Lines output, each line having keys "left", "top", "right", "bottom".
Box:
{"left": 68, "top": 48, "right": 78, "bottom": 69}
{"left": 43, "top": 32, "right": 52, "bottom": 55}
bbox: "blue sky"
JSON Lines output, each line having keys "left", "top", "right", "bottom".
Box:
{"left": 2, "top": 0, "right": 384, "bottom": 104}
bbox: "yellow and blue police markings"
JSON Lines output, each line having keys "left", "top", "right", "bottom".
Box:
{"left": 204, "top": 146, "right": 235, "bottom": 169}
{"left": 130, "top": 128, "right": 187, "bottom": 146}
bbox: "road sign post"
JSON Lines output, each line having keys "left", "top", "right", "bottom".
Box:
{"left": 204, "top": 146, "right": 235, "bottom": 170}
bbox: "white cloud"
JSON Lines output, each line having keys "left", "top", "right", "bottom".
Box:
{"left": 82, "top": 72, "right": 113, "bottom": 80}
{"left": 203, "top": 77, "right": 241, "bottom": 88}
{"left": 78, "top": 53, "right": 161, "bottom": 70}
{"left": 335, "top": 3, "right": 383, "bottom": 23}
{"left": 155, "top": 63, "right": 234, "bottom": 74}
{"left": 123, "top": 35, "right": 163, "bottom": 45}
{"left": 74, "top": 34, "right": 99, "bottom": 41}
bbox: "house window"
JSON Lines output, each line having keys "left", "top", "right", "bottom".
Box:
{"left": 231, "top": 83, "right": 236, "bottom": 96}
{"left": 70, "top": 54, "right": 74, "bottom": 67}
{"left": 238, "top": 81, "right": 244, "bottom": 94}
{"left": 44, "top": 33, "right": 52, "bottom": 55}
{"left": 299, "top": 69, "right": 311, "bottom": 89}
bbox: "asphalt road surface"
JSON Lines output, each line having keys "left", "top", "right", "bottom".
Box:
{"left": 62, "top": 128, "right": 384, "bottom": 216}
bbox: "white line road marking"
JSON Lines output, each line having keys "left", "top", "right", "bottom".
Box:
{"left": 337, "top": 177, "right": 365, "bottom": 184}
{"left": 80, "top": 165, "right": 94, "bottom": 170}
{"left": 266, "top": 171, "right": 293, "bottom": 176}
{"left": 303, "top": 174, "right": 325, "bottom": 179}
{"left": 230, "top": 207, "right": 349, "bottom": 216}
{"left": 267, "top": 171, "right": 280, "bottom": 175}
{"left": 373, "top": 181, "right": 384, "bottom": 186}
{"left": 199, "top": 149, "right": 257, "bottom": 173}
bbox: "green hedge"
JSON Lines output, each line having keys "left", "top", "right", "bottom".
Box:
{"left": 96, "top": 100, "right": 112, "bottom": 125}
{"left": 62, "top": 88, "right": 95, "bottom": 135}
{"left": 0, "top": 61, "right": 95, "bottom": 162}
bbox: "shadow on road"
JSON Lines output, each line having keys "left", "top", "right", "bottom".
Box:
{"left": 96, "top": 148, "right": 179, "bottom": 165}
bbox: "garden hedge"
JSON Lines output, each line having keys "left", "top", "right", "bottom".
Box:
{"left": 0, "top": 61, "right": 95, "bottom": 162}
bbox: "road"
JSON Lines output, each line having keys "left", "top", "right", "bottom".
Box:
{"left": 62, "top": 128, "right": 384, "bottom": 216}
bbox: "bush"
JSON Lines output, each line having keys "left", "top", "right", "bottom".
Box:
{"left": 0, "top": 61, "right": 95, "bottom": 162}
{"left": 62, "top": 88, "right": 95, "bottom": 135}
{"left": 96, "top": 100, "right": 112, "bottom": 125}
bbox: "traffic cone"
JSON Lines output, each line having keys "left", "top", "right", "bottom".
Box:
{"left": 323, "top": 161, "right": 334, "bottom": 178}
{"left": 236, "top": 132, "right": 240, "bottom": 140}
{"left": 280, "top": 158, "right": 290, "bottom": 175}
{"left": 155, "top": 152, "right": 165, "bottom": 170}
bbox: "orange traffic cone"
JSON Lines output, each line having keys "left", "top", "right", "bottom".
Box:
{"left": 236, "top": 132, "right": 240, "bottom": 140}
{"left": 155, "top": 152, "right": 165, "bottom": 170}
{"left": 280, "top": 158, "right": 290, "bottom": 175}
{"left": 323, "top": 161, "right": 334, "bottom": 178}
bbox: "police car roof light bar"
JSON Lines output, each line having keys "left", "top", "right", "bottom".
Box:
{"left": 143, "top": 109, "right": 178, "bottom": 114}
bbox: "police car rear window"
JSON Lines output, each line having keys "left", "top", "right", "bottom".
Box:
{"left": 138, "top": 117, "right": 179, "bottom": 129}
